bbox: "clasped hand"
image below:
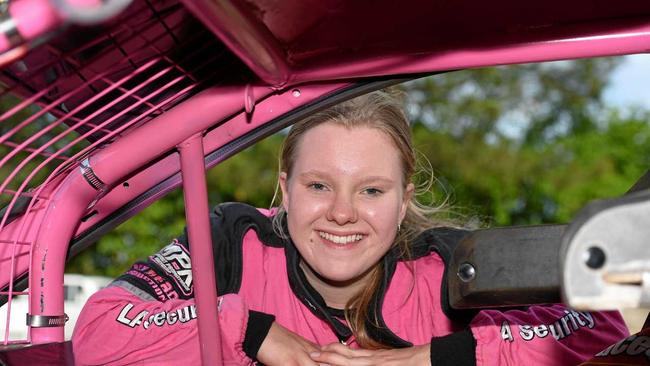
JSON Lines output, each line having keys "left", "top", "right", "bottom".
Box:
{"left": 257, "top": 322, "right": 430, "bottom": 366}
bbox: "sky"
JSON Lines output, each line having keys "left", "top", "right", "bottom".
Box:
{"left": 603, "top": 53, "right": 650, "bottom": 110}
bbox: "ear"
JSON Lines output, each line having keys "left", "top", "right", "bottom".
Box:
{"left": 279, "top": 172, "right": 290, "bottom": 211}
{"left": 399, "top": 183, "right": 414, "bottom": 223}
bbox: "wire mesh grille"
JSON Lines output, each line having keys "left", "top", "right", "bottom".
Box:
{"left": 0, "top": 0, "right": 250, "bottom": 344}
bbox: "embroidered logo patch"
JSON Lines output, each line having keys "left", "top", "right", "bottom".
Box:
{"left": 150, "top": 240, "right": 193, "bottom": 296}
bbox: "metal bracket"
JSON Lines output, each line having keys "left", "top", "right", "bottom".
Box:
{"left": 562, "top": 189, "right": 650, "bottom": 310}
{"left": 244, "top": 84, "right": 255, "bottom": 115}
{"left": 448, "top": 224, "right": 565, "bottom": 308}
{"left": 80, "top": 158, "right": 107, "bottom": 192}
{"left": 27, "top": 313, "right": 69, "bottom": 327}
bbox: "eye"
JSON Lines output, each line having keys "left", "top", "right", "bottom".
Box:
{"left": 308, "top": 182, "right": 328, "bottom": 191}
{"left": 363, "top": 187, "right": 383, "bottom": 196}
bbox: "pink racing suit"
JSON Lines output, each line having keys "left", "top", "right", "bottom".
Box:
{"left": 72, "top": 203, "right": 629, "bottom": 365}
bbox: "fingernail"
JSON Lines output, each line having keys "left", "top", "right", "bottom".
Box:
{"left": 310, "top": 352, "right": 321, "bottom": 358}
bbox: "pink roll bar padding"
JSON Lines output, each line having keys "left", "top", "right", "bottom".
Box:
{"left": 180, "top": 0, "right": 290, "bottom": 87}
{"left": 1, "top": 196, "right": 52, "bottom": 344}
{"left": 178, "top": 133, "right": 223, "bottom": 365}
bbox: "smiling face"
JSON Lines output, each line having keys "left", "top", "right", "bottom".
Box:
{"left": 280, "top": 122, "right": 413, "bottom": 290}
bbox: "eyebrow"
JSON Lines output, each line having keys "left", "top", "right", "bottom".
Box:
{"left": 358, "top": 176, "right": 396, "bottom": 186}
{"left": 297, "top": 170, "right": 328, "bottom": 180}
{"left": 297, "top": 170, "right": 396, "bottom": 185}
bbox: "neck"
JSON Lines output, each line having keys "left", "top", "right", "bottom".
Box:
{"left": 299, "top": 260, "right": 374, "bottom": 310}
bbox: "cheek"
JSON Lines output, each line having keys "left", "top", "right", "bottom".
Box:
{"left": 286, "top": 189, "right": 328, "bottom": 226}
{"left": 361, "top": 200, "right": 402, "bottom": 229}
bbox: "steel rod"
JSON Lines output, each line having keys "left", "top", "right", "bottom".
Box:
{"left": 178, "top": 133, "right": 223, "bottom": 365}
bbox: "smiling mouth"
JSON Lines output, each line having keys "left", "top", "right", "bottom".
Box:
{"left": 318, "top": 231, "right": 364, "bottom": 245}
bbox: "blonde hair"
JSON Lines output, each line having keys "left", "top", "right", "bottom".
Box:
{"left": 272, "top": 88, "right": 452, "bottom": 348}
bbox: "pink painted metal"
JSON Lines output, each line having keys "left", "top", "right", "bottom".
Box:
{"left": 180, "top": 0, "right": 289, "bottom": 88}
{"left": 182, "top": 0, "right": 650, "bottom": 85}
{"left": 28, "top": 170, "right": 99, "bottom": 343}
{"left": 16, "top": 70, "right": 197, "bottom": 343}
{"left": 90, "top": 86, "right": 272, "bottom": 184}
{"left": 0, "top": 58, "right": 200, "bottom": 289}
{"left": 178, "top": 133, "right": 224, "bottom": 365}
{"left": 291, "top": 23, "right": 650, "bottom": 84}
{"left": 0, "top": 0, "right": 221, "bottom": 345}
{"left": 11, "top": 85, "right": 269, "bottom": 345}
{"left": 1, "top": 78, "right": 193, "bottom": 344}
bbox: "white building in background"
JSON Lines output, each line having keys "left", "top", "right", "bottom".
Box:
{"left": 0, "top": 274, "right": 112, "bottom": 341}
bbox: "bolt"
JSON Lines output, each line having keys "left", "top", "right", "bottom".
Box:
{"left": 457, "top": 262, "right": 476, "bottom": 282}
{"left": 584, "top": 246, "right": 606, "bottom": 269}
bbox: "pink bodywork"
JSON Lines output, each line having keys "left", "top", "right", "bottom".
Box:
{"left": 1, "top": 0, "right": 650, "bottom": 363}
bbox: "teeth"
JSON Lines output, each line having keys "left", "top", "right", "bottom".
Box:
{"left": 318, "top": 231, "right": 363, "bottom": 245}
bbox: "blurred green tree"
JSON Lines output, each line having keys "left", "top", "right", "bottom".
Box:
{"left": 403, "top": 58, "right": 647, "bottom": 227}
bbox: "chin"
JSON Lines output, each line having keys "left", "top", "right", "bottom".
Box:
{"left": 316, "top": 267, "right": 367, "bottom": 285}
{"left": 322, "top": 272, "right": 355, "bottom": 283}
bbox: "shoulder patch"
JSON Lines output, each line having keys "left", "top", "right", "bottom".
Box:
{"left": 150, "top": 240, "right": 193, "bottom": 297}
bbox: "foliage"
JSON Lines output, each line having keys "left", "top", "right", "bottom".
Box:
{"left": 413, "top": 111, "right": 650, "bottom": 227}
{"left": 406, "top": 59, "right": 621, "bottom": 145}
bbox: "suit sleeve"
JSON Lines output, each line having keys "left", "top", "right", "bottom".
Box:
{"left": 72, "top": 204, "right": 275, "bottom": 365}
{"left": 72, "top": 285, "right": 257, "bottom": 365}
{"left": 430, "top": 304, "right": 629, "bottom": 366}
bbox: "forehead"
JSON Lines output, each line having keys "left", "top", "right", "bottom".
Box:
{"left": 292, "top": 123, "right": 403, "bottom": 175}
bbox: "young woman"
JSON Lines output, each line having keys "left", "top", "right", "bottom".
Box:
{"left": 72, "top": 90, "right": 628, "bottom": 365}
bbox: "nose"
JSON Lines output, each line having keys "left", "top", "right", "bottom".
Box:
{"left": 327, "top": 192, "right": 357, "bottom": 225}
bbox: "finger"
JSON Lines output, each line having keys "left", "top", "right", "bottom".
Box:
{"left": 300, "top": 353, "right": 329, "bottom": 366}
{"left": 311, "top": 351, "right": 373, "bottom": 366}
{"left": 320, "top": 343, "right": 374, "bottom": 357}
{"left": 320, "top": 343, "right": 353, "bottom": 354}
{"left": 303, "top": 341, "right": 322, "bottom": 354}
{"left": 310, "top": 351, "right": 350, "bottom": 366}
